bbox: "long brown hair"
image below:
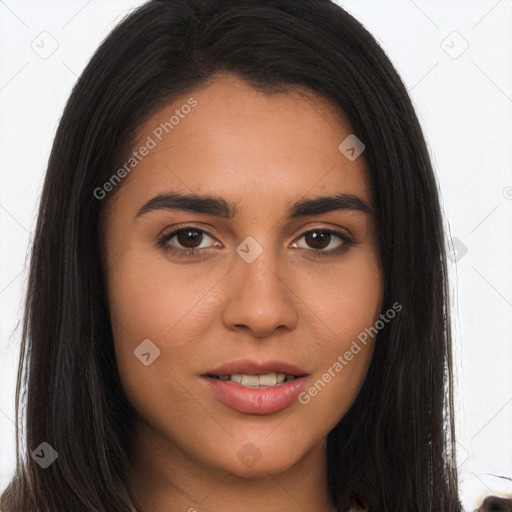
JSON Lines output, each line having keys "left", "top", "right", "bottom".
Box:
{"left": 1, "top": 1, "right": 462, "bottom": 510}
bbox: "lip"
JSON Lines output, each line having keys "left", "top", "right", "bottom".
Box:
{"left": 201, "top": 375, "right": 308, "bottom": 415}
{"left": 204, "top": 359, "right": 308, "bottom": 377}
{"left": 201, "top": 359, "right": 309, "bottom": 415}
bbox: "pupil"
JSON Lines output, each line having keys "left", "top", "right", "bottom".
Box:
{"left": 306, "top": 231, "right": 329, "bottom": 249}
{"left": 178, "top": 229, "right": 201, "bottom": 248}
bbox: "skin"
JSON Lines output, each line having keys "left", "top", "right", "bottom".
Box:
{"left": 102, "top": 73, "right": 384, "bottom": 512}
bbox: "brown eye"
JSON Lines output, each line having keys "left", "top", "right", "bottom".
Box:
{"left": 303, "top": 230, "right": 333, "bottom": 250}
{"left": 295, "top": 229, "right": 354, "bottom": 254}
{"left": 158, "top": 227, "right": 218, "bottom": 254}
{"left": 157, "top": 226, "right": 355, "bottom": 259}
{"left": 175, "top": 228, "right": 203, "bottom": 249}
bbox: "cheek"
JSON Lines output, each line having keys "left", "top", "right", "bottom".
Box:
{"left": 107, "top": 246, "right": 223, "bottom": 342}
{"left": 106, "top": 252, "right": 218, "bottom": 436}
{"left": 106, "top": 250, "right": 226, "bottom": 416}
{"left": 295, "top": 348, "right": 372, "bottom": 440}
{"left": 292, "top": 254, "right": 382, "bottom": 423}
{"left": 296, "top": 250, "right": 383, "bottom": 349}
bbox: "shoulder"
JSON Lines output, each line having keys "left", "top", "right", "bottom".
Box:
{"left": 477, "top": 495, "right": 512, "bottom": 511}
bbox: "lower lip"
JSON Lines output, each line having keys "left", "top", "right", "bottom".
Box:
{"left": 202, "top": 376, "right": 308, "bottom": 415}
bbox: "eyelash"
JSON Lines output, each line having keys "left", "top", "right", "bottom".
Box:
{"left": 157, "top": 226, "right": 356, "bottom": 260}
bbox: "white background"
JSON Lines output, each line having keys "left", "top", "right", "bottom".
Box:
{"left": 1, "top": 1, "right": 511, "bottom": 510}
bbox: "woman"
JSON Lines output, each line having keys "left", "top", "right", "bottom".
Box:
{"left": 0, "top": 1, "right": 467, "bottom": 510}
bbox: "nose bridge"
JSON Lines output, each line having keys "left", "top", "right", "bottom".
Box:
{"left": 222, "top": 233, "right": 299, "bottom": 336}
{"left": 234, "top": 233, "right": 285, "bottom": 295}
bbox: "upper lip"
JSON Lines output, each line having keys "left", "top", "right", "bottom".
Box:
{"left": 204, "top": 359, "right": 309, "bottom": 377}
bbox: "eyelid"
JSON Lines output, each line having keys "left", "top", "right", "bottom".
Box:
{"left": 157, "top": 224, "right": 220, "bottom": 251}
{"left": 157, "top": 224, "right": 355, "bottom": 256}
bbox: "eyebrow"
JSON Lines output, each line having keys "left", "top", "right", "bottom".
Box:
{"left": 135, "top": 191, "right": 373, "bottom": 219}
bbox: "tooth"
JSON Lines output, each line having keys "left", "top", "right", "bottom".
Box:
{"left": 240, "top": 374, "right": 260, "bottom": 387}
{"left": 225, "top": 372, "right": 295, "bottom": 387}
{"left": 258, "top": 372, "right": 277, "bottom": 386}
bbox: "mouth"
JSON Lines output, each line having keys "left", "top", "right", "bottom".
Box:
{"left": 201, "top": 359, "right": 309, "bottom": 415}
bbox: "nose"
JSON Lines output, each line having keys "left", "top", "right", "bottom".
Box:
{"left": 221, "top": 247, "right": 299, "bottom": 339}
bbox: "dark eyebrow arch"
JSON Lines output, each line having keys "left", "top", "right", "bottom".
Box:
{"left": 135, "top": 191, "right": 373, "bottom": 219}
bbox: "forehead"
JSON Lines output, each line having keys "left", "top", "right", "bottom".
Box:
{"left": 111, "top": 74, "right": 372, "bottom": 212}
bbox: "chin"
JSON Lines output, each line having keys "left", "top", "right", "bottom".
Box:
{"left": 221, "top": 455, "right": 300, "bottom": 479}
{"left": 201, "top": 437, "right": 312, "bottom": 479}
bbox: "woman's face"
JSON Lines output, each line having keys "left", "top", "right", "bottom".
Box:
{"left": 103, "top": 74, "right": 383, "bottom": 477}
